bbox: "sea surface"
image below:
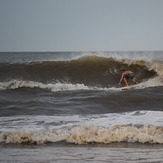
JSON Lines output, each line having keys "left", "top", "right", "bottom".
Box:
{"left": 0, "top": 51, "right": 163, "bottom": 163}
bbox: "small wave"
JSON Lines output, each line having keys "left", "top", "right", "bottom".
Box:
{"left": 1, "top": 124, "right": 163, "bottom": 144}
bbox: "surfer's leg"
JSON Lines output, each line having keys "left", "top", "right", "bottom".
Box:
{"left": 130, "top": 78, "right": 138, "bottom": 84}
{"left": 123, "top": 78, "right": 129, "bottom": 87}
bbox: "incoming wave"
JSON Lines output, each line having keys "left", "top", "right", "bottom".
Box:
{"left": 0, "top": 56, "right": 157, "bottom": 88}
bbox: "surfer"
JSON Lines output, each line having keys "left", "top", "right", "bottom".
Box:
{"left": 118, "top": 69, "right": 138, "bottom": 87}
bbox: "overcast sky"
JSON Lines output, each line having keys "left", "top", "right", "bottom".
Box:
{"left": 0, "top": 0, "right": 163, "bottom": 51}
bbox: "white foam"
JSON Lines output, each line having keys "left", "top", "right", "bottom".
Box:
{"left": 134, "top": 76, "right": 163, "bottom": 89}
{"left": 0, "top": 80, "right": 89, "bottom": 92}
{"left": 0, "top": 80, "right": 123, "bottom": 92}
{"left": 1, "top": 123, "right": 163, "bottom": 144}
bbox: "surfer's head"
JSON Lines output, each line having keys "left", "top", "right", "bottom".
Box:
{"left": 121, "top": 68, "right": 125, "bottom": 72}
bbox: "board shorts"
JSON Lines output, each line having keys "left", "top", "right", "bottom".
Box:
{"left": 125, "top": 73, "right": 134, "bottom": 79}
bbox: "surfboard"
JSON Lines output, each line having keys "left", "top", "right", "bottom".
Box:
{"left": 121, "top": 86, "right": 129, "bottom": 90}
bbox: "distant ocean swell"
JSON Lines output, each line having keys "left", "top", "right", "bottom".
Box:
{"left": 0, "top": 111, "right": 163, "bottom": 144}
{"left": 0, "top": 55, "right": 162, "bottom": 91}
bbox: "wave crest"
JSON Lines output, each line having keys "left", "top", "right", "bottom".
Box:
{"left": 0, "top": 56, "right": 159, "bottom": 89}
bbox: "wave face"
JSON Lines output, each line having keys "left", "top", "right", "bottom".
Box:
{"left": 0, "top": 111, "right": 163, "bottom": 144}
{"left": 0, "top": 56, "right": 158, "bottom": 89}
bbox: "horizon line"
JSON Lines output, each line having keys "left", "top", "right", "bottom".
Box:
{"left": 0, "top": 50, "right": 163, "bottom": 53}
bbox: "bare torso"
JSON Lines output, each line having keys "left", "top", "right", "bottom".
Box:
{"left": 122, "top": 71, "right": 133, "bottom": 76}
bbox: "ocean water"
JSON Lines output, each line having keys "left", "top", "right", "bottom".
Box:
{"left": 0, "top": 51, "right": 163, "bottom": 162}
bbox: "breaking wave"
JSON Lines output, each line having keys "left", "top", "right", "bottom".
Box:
{"left": 0, "top": 55, "right": 162, "bottom": 91}
{"left": 1, "top": 124, "right": 163, "bottom": 144}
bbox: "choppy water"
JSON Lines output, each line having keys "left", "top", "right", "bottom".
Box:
{"left": 0, "top": 51, "right": 163, "bottom": 162}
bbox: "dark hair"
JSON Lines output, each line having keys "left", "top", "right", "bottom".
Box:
{"left": 121, "top": 68, "right": 125, "bottom": 72}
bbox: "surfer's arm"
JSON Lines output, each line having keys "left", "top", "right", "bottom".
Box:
{"left": 118, "top": 74, "right": 124, "bottom": 85}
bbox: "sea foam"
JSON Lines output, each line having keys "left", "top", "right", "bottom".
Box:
{"left": 0, "top": 111, "right": 163, "bottom": 144}
{"left": 1, "top": 124, "right": 163, "bottom": 144}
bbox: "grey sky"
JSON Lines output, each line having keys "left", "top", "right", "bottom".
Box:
{"left": 0, "top": 0, "right": 163, "bottom": 51}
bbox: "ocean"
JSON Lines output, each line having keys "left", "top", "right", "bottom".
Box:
{"left": 0, "top": 51, "right": 163, "bottom": 163}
